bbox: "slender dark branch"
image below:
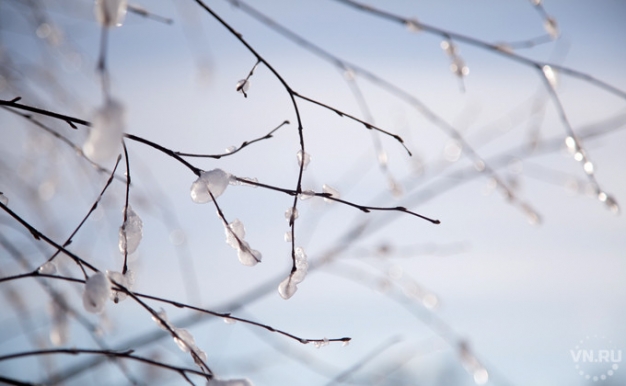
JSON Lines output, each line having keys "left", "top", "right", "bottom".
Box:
{"left": 128, "top": 289, "right": 351, "bottom": 346}
{"left": 231, "top": 177, "right": 439, "bottom": 224}
{"left": 0, "top": 99, "right": 89, "bottom": 128}
{"left": 175, "top": 120, "right": 290, "bottom": 158}
{"left": 124, "top": 133, "right": 201, "bottom": 176}
{"left": 293, "top": 91, "right": 412, "bottom": 156}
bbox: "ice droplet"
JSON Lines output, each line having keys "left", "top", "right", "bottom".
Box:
{"left": 298, "top": 190, "right": 315, "bottom": 200}
{"left": 83, "top": 99, "right": 125, "bottom": 164}
{"left": 297, "top": 150, "right": 310, "bottom": 170}
{"left": 225, "top": 145, "right": 236, "bottom": 153}
{"left": 235, "top": 79, "right": 250, "bottom": 94}
{"left": 542, "top": 65, "right": 558, "bottom": 88}
{"left": 322, "top": 184, "right": 340, "bottom": 203}
{"left": 225, "top": 219, "right": 245, "bottom": 249}
{"left": 225, "top": 219, "right": 261, "bottom": 266}
{"left": 237, "top": 244, "right": 262, "bottom": 266}
{"left": 107, "top": 270, "right": 134, "bottom": 303}
{"left": 82, "top": 272, "right": 111, "bottom": 313}
{"left": 444, "top": 140, "right": 462, "bottom": 162}
{"left": 119, "top": 205, "right": 143, "bottom": 255}
{"left": 190, "top": 169, "right": 230, "bottom": 203}
{"left": 284, "top": 231, "right": 292, "bottom": 242}
{"left": 278, "top": 277, "right": 297, "bottom": 300}
{"left": 223, "top": 317, "right": 236, "bottom": 324}
{"left": 0, "top": 192, "right": 8, "bottom": 206}
{"left": 583, "top": 161, "right": 594, "bottom": 175}
{"left": 405, "top": 18, "right": 422, "bottom": 33}
{"left": 278, "top": 247, "right": 308, "bottom": 300}
{"left": 285, "top": 207, "right": 299, "bottom": 222}
{"left": 152, "top": 308, "right": 171, "bottom": 331}
{"left": 544, "top": 17, "right": 559, "bottom": 39}
{"left": 38, "top": 261, "right": 57, "bottom": 275}
{"left": 313, "top": 337, "right": 329, "bottom": 349}
{"left": 95, "top": 0, "right": 128, "bottom": 28}
{"left": 565, "top": 136, "right": 576, "bottom": 152}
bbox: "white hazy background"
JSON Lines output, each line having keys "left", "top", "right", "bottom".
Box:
{"left": 0, "top": 0, "right": 625, "bottom": 385}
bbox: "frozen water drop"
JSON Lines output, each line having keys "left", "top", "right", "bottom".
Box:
{"left": 278, "top": 277, "right": 297, "bottom": 300}
{"left": 565, "top": 136, "right": 576, "bottom": 152}
{"left": 83, "top": 99, "right": 125, "bottom": 164}
{"left": 225, "top": 219, "right": 245, "bottom": 249}
{"left": 106, "top": 270, "right": 133, "bottom": 303}
{"left": 95, "top": 0, "right": 128, "bottom": 28}
{"left": 583, "top": 161, "right": 594, "bottom": 174}
{"left": 296, "top": 150, "right": 310, "bottom": 170}
{"left": 474, "top": 368, "right": 489, "bottom": 385}
{"left": 236, "top": 79, "right": 250, "bottom": 95}
{"left": 298, "top": 190, "right": 315, "bottom": 200}
{"left": 38, "top": 261, "right": 57, "bottom": 275}
{"left": 544, "top": 17, "right": 559, "bottom": 39}
{"left": 225, "top": 145, "right": 236, "bottom": 153}
{"left": 119, "top": 205, "right": 143, "bottom": 255}
{"left": 405, "top": 18, "right": 422, "bottom": 33}
{"left": 322, "top": 184, "right": 340, "bottom": 203}
{"left": 190, "top": 169, "right": 230, "bottom": 203}
{"left": 0, "top": 192, "right": 7, "bottom": 206}
{"left": 285, "top": 207, "right": 299, "bottom": 222}
{"left": 284, "top": 231, "right": 292, "bottom": 242}
{"left": 542, "top": 65, "right": 558, "bottom": 88}
{"left": 82, "top": 272, "right": 111, "bottom": 313}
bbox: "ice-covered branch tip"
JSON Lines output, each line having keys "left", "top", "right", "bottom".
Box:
{"left": 225, "top": 219, "right": 262, "bottom": 266}
{"left": 278, "top": 247, "right": 308, "bottom": 299}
